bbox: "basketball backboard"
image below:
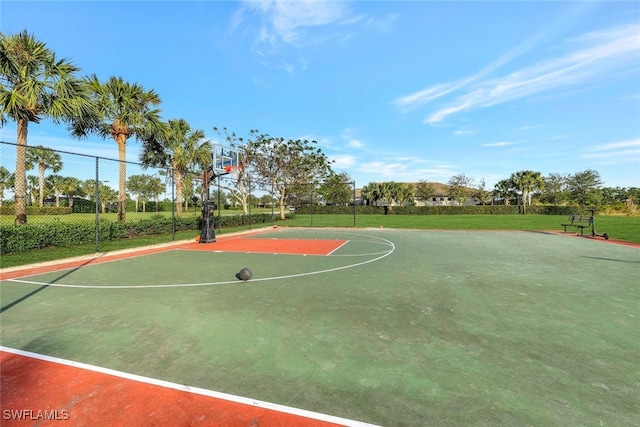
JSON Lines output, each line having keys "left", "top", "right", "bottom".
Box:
{"left": 212, "top": 143, "right": 239, "bottom": 173}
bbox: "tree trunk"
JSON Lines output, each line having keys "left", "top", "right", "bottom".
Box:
{"left": 174, "top": 169, "right": 184, "bottom": 218}
{"left": 38, "top": 163, "right": 46, "bottom": 207}
{"left": 242, "top": 192, "right": 248, "bottom": 215}
{"left": 279, "top": 188, "right": 286, "bottom": 220}
{"left": 14, "top": 119, "right": 28, "bottom": 225}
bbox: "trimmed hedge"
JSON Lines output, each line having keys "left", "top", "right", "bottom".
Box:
{"left": 0, "top": 206, "right": 72, "bottom": 215}
{"left": 0, "top": 213, "right": 281, "bottom": 254}
{"left": 0, "top": 216, "right": 197, "bottom": 254}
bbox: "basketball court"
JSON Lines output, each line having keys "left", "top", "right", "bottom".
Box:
{"left": 1, "top": 227, "right": 638, "bottom": 425}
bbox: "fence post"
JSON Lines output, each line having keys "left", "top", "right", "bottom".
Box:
{"left": 353, "top": 181, "right": 356, "bottom": 227}
{"left": 171, "top": 168, "right": 176, "bottom": 240}
{"left": 271, "top": 182, "right": 275, "bottom": 226}
{"left": 95, "top": 157, "right": 100, "bottom": 252}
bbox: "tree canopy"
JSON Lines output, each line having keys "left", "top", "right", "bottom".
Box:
{"left": 245, "top": 131, "right": 333, "bottom": 219}
{"left": 140, "top": 118, "right": 210, "bottom": 217}
{"left": 0, "top": 30, "right": 90, "bottom": 224}
{"left": 70, "top": 74, "right": 166, "bottom": 221}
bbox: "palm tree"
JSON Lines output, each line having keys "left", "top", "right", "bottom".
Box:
{"left": 60, "top": 176, "right": 84, "bottom": 209}
{"left": 378, "top": 181, "right": 403, "bottom": 213}
{"left": 26, "top": 175, "right": 38, "bottom": 205}
{"left": 70, "top": 74, "right": 165, "bottom": 222}
{"left": 510, "top": 170, "right": 545, "bottom": 214}
{"left": 127, "top": 174, "right": 146, "bottom": 213}
{"left": 84, "top": 179, "right": 117, "bottom": 213}
{"left": 493, "top": 179, "right": 514, "bottom": 205}
{"left": 146, "top": 176, "right": 165, "bottom": 212}
{"left": 45, "top": 174, "right": 65, "bottom": 207}
{"left": 25, "top": 145, "right": 63, "bottom": 207}
{"left": 397, "top": 183, "right": 416, "bottom": 206}
{"left": 140, "top": 118, "right": 211, "bottom": 218}
{"left": 0, "top": 30, "right": 90, "bottom": 224}
{"left": 98, "top": 185, "right": 118, "bottom": 214}
{"left": 361, "top": 183, "right": 380, "bottom": 206}
{"left": 0, "top": 166, "right": 14, "bottom": 207}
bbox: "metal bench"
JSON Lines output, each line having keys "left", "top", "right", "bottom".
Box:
{"left": 560, "top": 214, "right": 593, "bottom": 236}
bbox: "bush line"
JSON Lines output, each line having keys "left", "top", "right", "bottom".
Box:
{"left": 0, "top": 213, "right": 275, "bottom": 254}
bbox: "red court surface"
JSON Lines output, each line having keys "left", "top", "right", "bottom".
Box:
{"left": 0, "top": 348, "right": 374, "bottom": 427}
{"left": 181, "top": 238, "right": 347, "bottom": 255}
{"left": 0, "top": 234, "right": 347, "bottom": 281}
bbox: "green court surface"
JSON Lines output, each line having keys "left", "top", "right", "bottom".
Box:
{"left": 1, "top": 228, "right": 638, "bottom": 426}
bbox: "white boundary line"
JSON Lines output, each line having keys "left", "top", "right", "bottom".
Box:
{"left": 328, "top": 239, "right": 350, "bottom": 255}
{"left": 5, "top": 234, "right": 395, "bottom": 290}
{"left": 0, "top": 346, "right": 381, "bottom": 427}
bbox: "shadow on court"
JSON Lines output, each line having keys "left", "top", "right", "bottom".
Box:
{"left": 0, "top": 254, "right": 105, "bottom": 313}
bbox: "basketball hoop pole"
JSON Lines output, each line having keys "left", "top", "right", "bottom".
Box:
{"left": 200, "top": 166, "right": 230, "bottom": 243}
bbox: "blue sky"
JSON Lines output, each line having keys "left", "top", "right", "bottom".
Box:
{"left": 1, "top": 0, "right": 639, "bottom": 190}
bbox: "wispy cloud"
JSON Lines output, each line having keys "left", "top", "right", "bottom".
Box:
{"left": 395, "top": 22, "right": 640, "bottom": 125}
{"left": 331, "top": 154, "right": 357, "bottom": 169}
{"left": 338, "top": 128, "right": 365, "bottom": 149}
{"left": 234, "top": 1, "right": 397, "bottom": 71}
{"left": 583, "top": 138, "right": 640, "bottom": 162}
{"left": 235, "top": 0, "right": 364, "bottom": 54}
{"left": 347, "top": 139, "right": 364, "bottom": 149}
{"left": 394, "top": 21, "right": 548, "bottom": 112}
{"left": 482, "top": 141, "right": 514, "bottom": 147}
{"left": 355, "top": 157, "right": 456, "bottom": 182}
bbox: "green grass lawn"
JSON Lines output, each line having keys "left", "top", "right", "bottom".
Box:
{"left": 289, "top": 214, "right": 640, "bottom": 243}
{"left": 1, "top": 213, "right": 638, "bottom": 269}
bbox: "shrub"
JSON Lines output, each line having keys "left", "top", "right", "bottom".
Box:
{"left": 0, "top": 213, "right": 276, "bottom": 254}
{"left": 0, "top": 206, "right": 72, "bottom": 215}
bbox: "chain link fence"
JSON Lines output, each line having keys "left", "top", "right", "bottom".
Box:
{"left": 0, "top": 141, "right": 278, "bottom": 254}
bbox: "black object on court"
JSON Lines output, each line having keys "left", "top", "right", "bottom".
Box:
{"left": 238, "top": 268, "right": 253, "bottom": 281}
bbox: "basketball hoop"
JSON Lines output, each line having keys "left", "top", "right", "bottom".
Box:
{"left": 223, "top": 165, "right": 242, "bottom": 179}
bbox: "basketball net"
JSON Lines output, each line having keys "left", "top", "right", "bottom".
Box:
{"left": 224, "top": 165, "right": 242, "bottom": 180}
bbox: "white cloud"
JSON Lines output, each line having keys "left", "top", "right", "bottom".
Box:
{"left": 238, "top": 0, "right": 359, "bottom": 48}
{"left": 331, "top": 154, "right": 357, "bottom": 169}
{"left": 583, "top": 138, "right": 640, "bottom": 161}
{"left": 482, "top": 141, "right": 514, "bottom": 147}
{"left": 589, "top": 138, "right": 640, "bottom": 151}
{"left": 394, "top": 20, "right": 550, "bottom": 112}
{"left": 347, "top": 139, "right": 364, "bottom": 149}
{"left": 396, "top": 22, "right": 640, "bottom": 125}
